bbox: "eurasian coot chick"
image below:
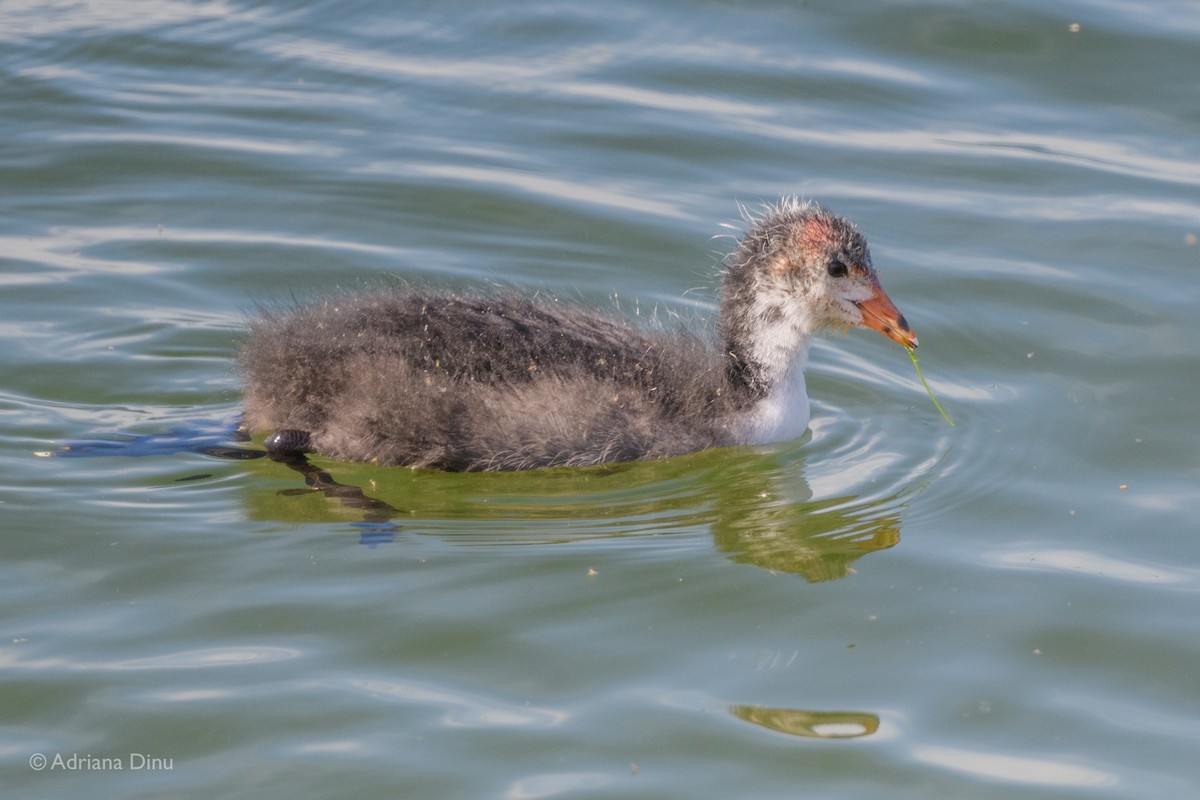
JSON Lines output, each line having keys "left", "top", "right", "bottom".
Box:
{"left": 239, "top": 199, "right": 916, "bottom": 470}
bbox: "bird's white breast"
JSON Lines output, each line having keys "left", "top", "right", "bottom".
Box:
{"left": 734, "top": 362, "right": 811, "bottom": 445}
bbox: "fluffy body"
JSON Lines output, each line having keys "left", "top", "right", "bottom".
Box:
{"left": 240, "top": 290, "right": 746, "bottom": 470}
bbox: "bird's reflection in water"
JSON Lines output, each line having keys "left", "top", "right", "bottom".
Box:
{"left": 45, "top": 420, "right": 909, "bottom": 577}
{"left": 268, "top": 451, "right": 404, "bottom": 545}
{"left": 248, "top": 445, "right": 907, "bottom": 581}
{"left": 711, "top": 490, "right": 902, "bottom": 582}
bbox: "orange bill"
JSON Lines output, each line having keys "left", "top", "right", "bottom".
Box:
{"left": 856, "top": 280, "right": 918, "bottom": 349}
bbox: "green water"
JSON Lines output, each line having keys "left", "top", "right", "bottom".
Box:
{"left": 3, "top": 1, "right": 1199, "bottom": 797}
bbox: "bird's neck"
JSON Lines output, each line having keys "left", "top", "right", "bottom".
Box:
{"left": 719, "top": 298, "right": 816, "bottom": 444}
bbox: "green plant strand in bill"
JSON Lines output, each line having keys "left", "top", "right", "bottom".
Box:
{"left": 907, "top": 346, "right": 954, "bottom": 427}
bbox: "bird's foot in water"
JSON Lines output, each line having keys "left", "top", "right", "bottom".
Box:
{"left": 38, "top": 417, "right": 263, "bottom": 459}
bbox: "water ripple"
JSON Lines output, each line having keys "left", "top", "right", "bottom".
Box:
{"left": 0, "top": 0, "right": 259, "bottom": 41}
{"left": 988, "top": 548, "right": 1192, "bottom": 586}
{"left": 342, "top": 677, "right": 569, "bottom": 728}
{"left": 913, "top": 745, "right": 1118, "bottom": 788}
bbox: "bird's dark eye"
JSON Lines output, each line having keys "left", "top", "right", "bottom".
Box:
{"left": 826, "top": 259, "right": 849, "bottom": 278}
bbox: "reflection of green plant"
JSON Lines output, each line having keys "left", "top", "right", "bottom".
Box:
{"left": 730, "top": 705, "right": 879, "bottom": 739}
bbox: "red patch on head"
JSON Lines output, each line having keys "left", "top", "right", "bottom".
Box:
{"left": 796, "top": 214, "right": 841, "bottom": 253}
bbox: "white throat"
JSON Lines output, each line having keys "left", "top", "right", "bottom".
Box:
{"left": 733, "top": 344, "right": 812, "bottom": 445}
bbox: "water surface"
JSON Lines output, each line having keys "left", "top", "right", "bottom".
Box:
{"left": 3, "top": 1, "right": 1199, "bottom": 797}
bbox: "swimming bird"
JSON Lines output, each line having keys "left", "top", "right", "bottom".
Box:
{"left": 239, "top": 199, "right": 917, "bottom": 471}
